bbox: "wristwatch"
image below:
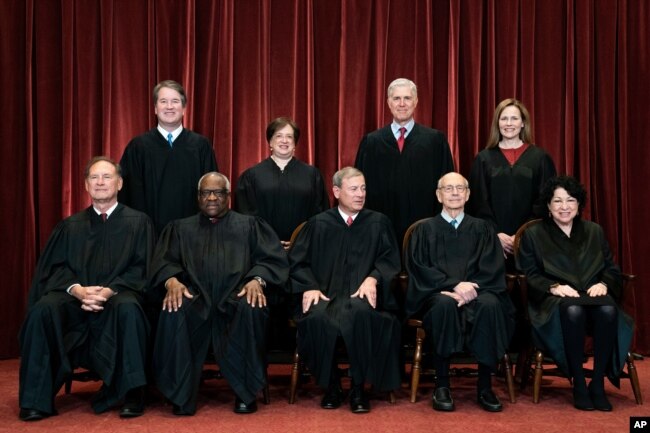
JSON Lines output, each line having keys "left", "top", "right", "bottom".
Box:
{"left": 253, "top": 276, "right": 266, "bottom": 289}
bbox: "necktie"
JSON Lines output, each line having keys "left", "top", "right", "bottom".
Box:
{"left": 450, "top": 219, "right": 458, "bottom": 229}
{"left": 101, "top": 213, "right": 107, "bottom": 222}
{"left": 167, "top": 132, "right": 173, "bottom": 147}
{"left": 397, "top": 127, "right": 406, "bottom": 152}
{"left": 346, "top": 216, "right": 353, "bottom": 226}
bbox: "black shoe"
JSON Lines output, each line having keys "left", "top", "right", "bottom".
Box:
{"left": 234, "top": 397, "right": 257, "bottom": 414}
{"left": 572, "top": 387, "right": 594, "bottom": 411}
{"left": 432, "top": 387, "right": 455, "bottom": 411}
{"left": 477, "top": 389, "right": 503, "bottom": 412}
{"left": 19, "top": 408, "right": 49, "bottom": 421}
{"left": 320, "top": 385, "right": 343, "bottom": 409}
{"left": 349, "top": 386, "right": 370, "bottom": 414}
{"left": 588, "top": 382, "right": 612, "bottom": 412}
{"left": 172, "top": 405, "right": 194, "bottom": 416}
{"left": 119, "top": 387, "right": 145, "bottom": 418}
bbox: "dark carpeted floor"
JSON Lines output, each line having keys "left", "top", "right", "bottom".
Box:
{"left": 0, "top": 358, "right": 646, "bottom": 433}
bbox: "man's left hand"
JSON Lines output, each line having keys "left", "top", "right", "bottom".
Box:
{"left": 351, "top": 277, "right": 378, "bottom": 308}
{"left": 238, "top": 279, "right": 266, "bottom": 308}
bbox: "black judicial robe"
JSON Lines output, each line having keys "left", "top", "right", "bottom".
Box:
{"left": 405, "top": 215, "right": 515, "bottom": 367}
{"left": 119, "top": 128, "right": 218, "bottom": 233}
{"left": 517, "top": 218, "right": 634, "bottom": 381}
{"left": 467, "top": 145, "right": 556, "bottom": 235}
{"left": 289, "top": 208, "right": 401, "bottom": 390}
{"left": 19, "top": 204, "right": 154, "bottom": 414}
{"left": 150, "top": 211, "right": 288, "bottom": 410}
{"left": 235, "top": 157, "right": 330, "bottom": 241}
{"left": 355, "top": 123, "right": 454, "bottom": 242}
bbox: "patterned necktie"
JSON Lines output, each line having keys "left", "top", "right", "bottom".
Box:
{"left": 450, "top": 219, "right": 458, "bottom": 229}
{"left": 346, "top": 216, "right": 353, "bottom": 226}
{"left": 167, "top": 132, "right": 173, "bottom": 147}
{"left": 101, "top": 213, "right": 107, "bottom": 222}
{"left": 397, "top": 127, "right": 406, "bottom": 152}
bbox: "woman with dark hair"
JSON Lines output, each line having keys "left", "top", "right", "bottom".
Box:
{"left": 517, "top": 175, "right": 634, "bottom": 411}
{"left": 468, "top": 98, "right": 556, "bottom": 267}
{"left": 236, "top": 117, "right": 329, "bottom": 246}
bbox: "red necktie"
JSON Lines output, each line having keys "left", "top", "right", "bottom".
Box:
{"left": 101, "top": 213, "right": 107, "bottom": 222}
{"left": 346, "top": 216, "right": 353, "bottom": 226}
{"left": 397, "top": 127, "right": 406, "bottom": 152}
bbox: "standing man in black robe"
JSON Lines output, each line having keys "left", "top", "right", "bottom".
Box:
{"left": 18, "top": 157, "right": 155, "bottom": 421}
{"left": 405, "top": 172, "right": 514, "bottom": 412}
{"left": 289, "top": 167, "right": 401, "bottom": 414}
{"left": 119, "top": 79, "right": 218, "bottom": 234}
{"left": 355, "top": 78, "right": 454, "bottom": 244}
{"left": 150, "top": 172, "right": 288, "bottom": 416}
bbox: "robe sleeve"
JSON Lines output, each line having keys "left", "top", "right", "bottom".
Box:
{"left": 243, "top": 217, "right": 289, "bottom": 287}
{"left": 27, "top": 221, "right": 76, "bottom": 306}
{"left": 148, "top": 222, "right": 189, "bottom": 295}
{"left": 287, "top": 220, "right": 321, "bottom": 294}
{"left": 531, "top": 151, "right": 557, "bottom": 218}
{"left": 593, "top": 225, "right": 623, "bottom": 302}
{"left": 516, "top": 227, "right": 557, "bottom": 306}
{"left": 469, "top": 223, "right": 508, "bottom": 293}
{"left": 118, "top": 140, "right": 145, "bottom": 210}
{"left": 201, "top": 140, "right": 218, "bottom": 174}
{"left": 312, "top": 169, "right": 330, "bottom": 214}
{"left": 105, "top": 216, "right": 155, "bottom": 295}
{"left": 234, "top": 169, "right": 258, "bottom": 215}
{"left": 405, "top": 223, "right": 463, "bottom": 316}
{"left": 367, "top": 218, "right": 401, "bottom": 311}
{"left": 468, "top": 154, "right": 498, "bottom": 229}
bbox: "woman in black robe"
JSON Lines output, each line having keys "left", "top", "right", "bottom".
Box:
{"left": 517, "top": 176, "right": 634, "bottom": 411}
{"left": 468, "top": 98, "right": 556, "bottom": 268}
{"left": 236, "top": 117, "right": 329, "bottom": 350}
{"left": 236, "top": 117, "right": 329, "bottom": 245}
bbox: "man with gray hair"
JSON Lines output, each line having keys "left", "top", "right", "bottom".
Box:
{"left": 355, "top": 78, "right": 454, "bottom": 244}
{"left": 405, "top": 172, "right": 514, "bottom": 412}
{"left": 289, "top": 167, "right": 401, "bottom": 414}
{"left": 150, "top": 172, "right": 288, "bottom": 415}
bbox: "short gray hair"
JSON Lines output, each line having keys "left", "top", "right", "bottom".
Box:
{"left": 387, "top": 78, "right": 417, "bottom": 98}
{"left": 332, "top": 167, "right": 364, "bottom": 188}
{"left": 197, "top": 172, "right": 231, "bottom": 191}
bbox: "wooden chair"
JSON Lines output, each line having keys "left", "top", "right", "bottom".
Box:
{"left": 287, "top": 222, "right": 396, "bottom": 405}
{"left": 513, "top": 218, "right": 642, "bottom": 404}
{"left": 401, "top": 219, "right": 517, "bottom": 404}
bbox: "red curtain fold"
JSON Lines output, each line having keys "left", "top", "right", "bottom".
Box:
{"left": 1, "top": 0, "right": 648, "bottom": 357}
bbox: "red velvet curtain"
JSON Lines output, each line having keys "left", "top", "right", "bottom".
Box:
{"left": 2, "top": 0, "right": 648, "bottom": 357}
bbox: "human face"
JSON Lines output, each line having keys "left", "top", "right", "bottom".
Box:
{"left": 85, "top": 161, "right": 122, "bottom": 205}
{"left": 154, "top": 86, "right": 186, "bottom": 130}
{"left": 498, "top": 105, "right": 524, "bottom": 141}
{"left": 387, "top": 85, "right": 418, "bottom": 125}
{"left": 269, "top": 124, "right": 296, "bottom": 159}
{"left": 436, "top": 173, "right": 470, "bottom": 213}
{"left": 198, "top": 175, "right": 230, "bottom": 218}
{"left": 333, "top": 175, "right": 366, "bottom": 215}
{"left": 548, "top": 187, "right": 579, "bottom": 227}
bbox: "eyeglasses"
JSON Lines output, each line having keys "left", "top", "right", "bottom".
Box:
{"left": 438, "top": 185, "right": 468, "bottom": 193}
{"left": 199, "top": 189, "right": 229, "bottom": 199}
{"left": 550, "top": 197, "right": 578, "bottom": 207}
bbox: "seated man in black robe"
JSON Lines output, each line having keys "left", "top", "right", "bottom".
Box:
{"left": 150, "top": 172, "right": 288, "bottom": 415}
{"left": 289, "top": 167, "right": 401, "bottom": 414}
{"left": 405, "top": 172, "right": 515, "bottom": 412}
{"left": 18, "top": 156, "right": 155, "bottom": 421}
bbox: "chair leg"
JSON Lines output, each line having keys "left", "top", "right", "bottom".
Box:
{"left": 502, "top": 353, "right": 516, "bottom": 403}
{"left": 516, "top": 346, "right": 531, "bottom": 390}
{"left": 409, "top": 327, "right": 425, "bottom": 403}
{"left": 388, "top": 391, "right": 396, "bottom": 404}
{"left": 626, "top": 352, "right": 643, "bottom": 405}
{"left": 289, "top": 349, "right": 300, "bottom": 404}
{"left": 533, "top": 350, "right": 543, "bottom": 403}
